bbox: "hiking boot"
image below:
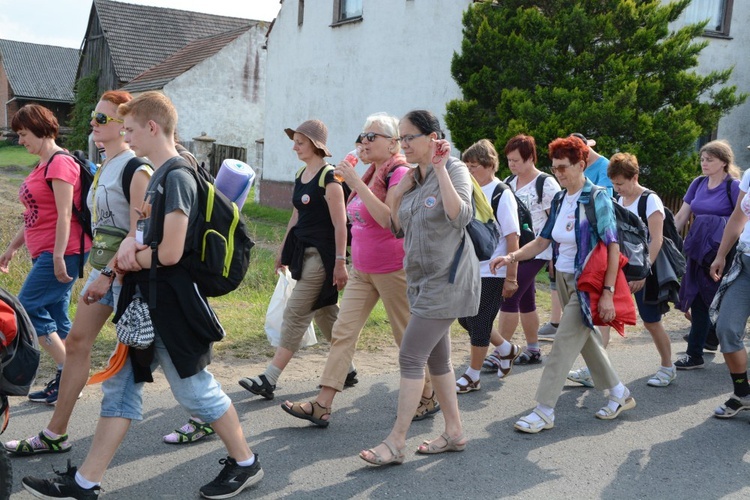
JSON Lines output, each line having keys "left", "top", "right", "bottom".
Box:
{"left": 28, "top": 370, "right": 61, "bottom": 403}
{"left": 567, "top": 367, "right": 594, "bottom": 387}
{"left": 675, "top": 355, "right": 704, "bottom": 370}
{"left": 538, "top": 322, "right": 558, "bottom": 340}
{"left": 199, "top": 455, "right": 264, "bottom": 499}
{"left": 22, "top": 460, "right": 100, "bottom": 499}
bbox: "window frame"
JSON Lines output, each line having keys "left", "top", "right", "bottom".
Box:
{"left": 332, "top": 0, "right": 363, "bottom": 26}
{"left": 685, "top": 0, "right": 734, "bottom": 38}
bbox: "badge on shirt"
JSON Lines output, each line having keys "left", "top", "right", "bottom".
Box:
{"left": 424, "top": 196, "right": 437, "bottom": 208}
{"left": 301, "top": 194, "right": 310, "bottom": 205}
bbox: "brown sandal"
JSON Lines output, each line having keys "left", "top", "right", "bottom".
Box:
{"left": 416, "top": 432, "right": 467, "bottom": 454}
{"left": 456, "top": 373, "right": 480, "bottom": 394}
{"left": 498, "top": 344, "right": 522, "bottom": 378}
{"left": 281, "top": 401, "right": 331, "bottom": 428}
{"left": 413, "top": 391, "right": 441, "bottom": 421}
{"left": 359, "top": 439, "right": 405, "bottom": 466}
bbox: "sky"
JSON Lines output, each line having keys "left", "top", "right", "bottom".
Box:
{"left": 0, "top": 0, "right": 282, "bottom": 49}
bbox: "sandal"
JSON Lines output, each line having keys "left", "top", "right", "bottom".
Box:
{"left": 482, "top": 350, "right": 501, "bottom": 372}
{"left": 416, "top": 432, "right": 466, "bottom": 454}
{"left": 516, "top": 349, "right": 542, "bottom": 365}
{"left": 3, "top": 431, "right": 72, "bottom": 456}
{"left": 514, "top": 408, "right": 554, "bottom": 434}
{"left": 359, "top": 439, "right": 405, "bottom": 466}
{"left": 281, "top": 401, "right": 331, "bottom": 427}
{"left": 456, "top": 373, "right": 480, "bottom": 394}
{"left": 163, "top": 418, "right": 215, "bottom": 444}
{"left": 413, "top": 391, "right": 441, "bottom": 421}
{"left": 647, "top": 367, "right": 676, "bottom": 388}
{"left": 596, "top": 392, "right": 637, "bottom": 420}
{"left": 714, "top": 393, "right": 750, "bottom": 419}
{"left": 238, "top": 374, "right": 276, "bottom": 400}
{"left": 497, "top": 344, "right": 522, "bottom": 378}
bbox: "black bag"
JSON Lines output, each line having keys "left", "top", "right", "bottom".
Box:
{"left": 585, "top": 187, "right": 651, "bottom": 281}
{"left": 491, "top": 182, "right": 535, "bottom": 248}
{"left": 152, "top": 159, "right": 254, "bottom": 298}
{"left": 637, "top": 190, "right": 684, "bottom": 252}
{"left": 0, "top": 287, "right": 40, "bottom": 397}
{"left": 44, "top": 150, "right": 94, "bottom": 277}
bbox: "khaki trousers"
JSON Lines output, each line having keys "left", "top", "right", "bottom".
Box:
{"left": 534, "top": 272, "right": 620, "bottom": 408}
{"left": 280, "top": 248, "right": 338, "bottom": 352}
{"left": 319, "top": 267, "right": 413, "bottom": 391}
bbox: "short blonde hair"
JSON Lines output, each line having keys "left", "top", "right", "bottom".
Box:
{"left": 118, "top": 91, "right": 177, "bottom": 136}
{"left": 608, "top": 152, "right": 639, "bottom": 180}
{"left": 462, "top": 139, "right": 499, "bottom": 171}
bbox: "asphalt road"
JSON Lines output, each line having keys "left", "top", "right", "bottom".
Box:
{"left": 3, "top": 333, "right": 750, "bottom": 499}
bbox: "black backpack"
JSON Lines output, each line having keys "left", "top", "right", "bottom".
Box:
{"left": 0, "top": 287, "right": 40, "bottom": 397}
{"left": 151, "top": 158, "right": 254, "bottom": 298}
{"left": 491, "top": 182, "right": 536, "bottom": 247}
{"left": 583, "top": 187, "right": 651, "bottom": 281}
{"left": 44, "top": 150, "right": 94, "bottom": 277}
{"left": 636, "top": 190, "right": 684, "bottom": 252}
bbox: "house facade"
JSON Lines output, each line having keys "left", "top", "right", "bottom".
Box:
{"left": 261, "top": 0, "right": 749, "bottom": 209}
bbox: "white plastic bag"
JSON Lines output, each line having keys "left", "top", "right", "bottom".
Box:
{"left": 264, "top": 268, "right": 317, "bottom": 348}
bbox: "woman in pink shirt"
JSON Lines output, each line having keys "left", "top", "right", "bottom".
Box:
{"left": 0, "top": 104, "right": 91, "bottom": 404}
{"left": 282, "top": 113, "right": 436, "bottom": 427}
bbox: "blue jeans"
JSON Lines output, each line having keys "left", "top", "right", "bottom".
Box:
{"left": 18, "top": 252, "right": 87, "bottom": 339}
{"left": 100, "top": 334, "right": 231, "bottom": 422}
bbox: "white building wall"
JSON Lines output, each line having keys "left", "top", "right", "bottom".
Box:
{"left": 166, "top": 24, "right": 268, "bottom": 167}
{"left": 263, "top": 0, "right": 472, "bottom": 183}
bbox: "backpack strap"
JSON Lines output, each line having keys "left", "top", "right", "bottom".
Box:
{"left": 318, "top": 164, "right": 335, "bottom": 189}
{"left": 726, "top": 177, "right": 735, "bottom": 210}
{"left": 583, "top": 186, "right": 603, "bottom": 235}
{"left": 637, "top": 190, "right": 653, "bottom": 228}
{"left": 490, "top": 182, "right": 505, "bottom": 220}
{"left": 535, "top": 173, "right": 553, "bottom": 204}
{"left": 121, "top": 157, "right": 151, "bottom": 204}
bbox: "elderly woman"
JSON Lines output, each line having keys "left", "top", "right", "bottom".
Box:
{"left": 0, "top": 104, "right": 91, "bottom": 405}
{"left": 490, "top": 136, "right": 634, "bottom": 433}
{"left": 674, "top": 140, "right": 741, "bottom": 370}
{"left": 359, "top": 110, "right": 477, "bottom": 465}
{"left": 281, "top": 112, "right": 437, "bottom": 426}
{"left": 239, "top": 119, "right": 348, "bottom": 400}
{"left": 456, "top": 139, "right": 521, "bottom": 393}
{"left": 608, "top": 152, "right": 675, "bottom": 387}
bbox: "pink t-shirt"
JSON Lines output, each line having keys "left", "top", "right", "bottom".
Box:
{"left": 19, "top": 152, "right": 90, "bottom": 258}
{"left": 347, "top": 166, "right": 408, "bottom": 274}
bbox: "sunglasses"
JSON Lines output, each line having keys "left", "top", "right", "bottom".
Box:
{"left": 550, "top": 164, "right": 573, "bottom": 174}
{"left": 397, "top": 133, "right": 426, "bottom": 144}
{"left": 358, "top": 132, "right": 392, "bottom": 143}
{"left": 91, "top": 111, "right": 123, "bottom": 125}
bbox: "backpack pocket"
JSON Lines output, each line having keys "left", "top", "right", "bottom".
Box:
{"left": 201, "top": 230, "right": 230, "bottom": 277}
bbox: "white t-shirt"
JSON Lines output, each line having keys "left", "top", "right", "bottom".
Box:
{"left": 509, "top": 173, "right": 561, "bottom": 261}
{"left": 481, "top": 179, "right": 520, "bottom": 278}
{"left": 738, "top": 169, "right": 750, "bottom": 251}
{"left": 618, "top": 190, "right": 665, "bottom": 239}
{"left": 551, "top": 190, "right": 581, "bottom": 273}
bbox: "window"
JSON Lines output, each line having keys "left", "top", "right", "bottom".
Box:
{"left": 298, "top": 0, "right": 304, "bottom": 26}
{"left": 683, "top": 0, "right": 733, "bottom": 37}
{"left": 333, "top": 0, "right": 362, "bottom": 23}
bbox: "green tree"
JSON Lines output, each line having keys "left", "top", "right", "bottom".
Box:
{"left": 65, "top": 72, "right": 99, "bottom": 151}
{"left": 446, "top": 0, "right": 746, "bottom": 196}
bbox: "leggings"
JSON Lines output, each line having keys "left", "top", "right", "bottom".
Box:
{"left": 500, "top": 259, "right": 547, "bottom": 313}
{"left": 458, "top": 277, "right": 505, "bottom": 347}
{"left": 399, "top": 316, "right": 455, "bottom": 379}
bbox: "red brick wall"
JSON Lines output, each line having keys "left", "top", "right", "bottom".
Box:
{"left": 259, "top": 179, "right": 294, "bottom": 209}
{"left": 0, "top": 62, "right": 10, "bottom": 128}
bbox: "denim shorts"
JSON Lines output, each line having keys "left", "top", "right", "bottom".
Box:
{"left": 18, "top": 252, "right": 87, "bottom": 339}
{"left": 634, "top": 288, "right": 663, "bottom": 324}
{"left": 79, "top": 268, "right": 122, "bottom": 309}
{"left": 100, "top": 334, "right": 231, "bottom": 422}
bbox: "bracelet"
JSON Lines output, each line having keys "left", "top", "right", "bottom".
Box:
{"left": 506, "top": 279, "right": 518, "bottom": 284}
{"left": 335, "top": 255, "right": 347, "bottom": 261}
{"left": 508, "top": 253, "right": 516, "bottom": 264}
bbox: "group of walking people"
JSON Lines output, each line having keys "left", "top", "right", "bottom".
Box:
{"left": 1, "top": 96, "right": 749, "bottom": 498}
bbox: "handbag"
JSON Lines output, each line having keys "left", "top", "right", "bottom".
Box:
{"left": 89, "top": 225, "right": 128, "bottom": 270}
{"left": 115, "top": 289, "right": 154, "bottom": 350}
{"left": 264, "top": 269, "right": 317, "bottom": 348}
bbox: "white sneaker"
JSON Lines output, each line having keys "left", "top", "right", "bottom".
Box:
{"left": 538, "top": 322, "right": 557, "bottom": 340}
{"left": 567, "top": 367, "right": 594, "bottom": 388}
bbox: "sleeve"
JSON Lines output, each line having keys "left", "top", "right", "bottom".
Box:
{"left": 496, "top": 190, "right": 520, "bottom": 237}
{"left": 740, "top": 169, "right": 750, "bottom": 193}
{"left": 447, "top": 160, "right": 474, "bottom": 229}
{"left": 45, "top": 154, "right": 79, "bottom": 185}
{"left": 387, "top": 166, "right": 410, "bottom": 188}
{"left": 542, "top": 176, "right": 561, "bottom": 211}
{"left": 645, "top": 193, "right": 665, "bottom": 219}
{"left": 322, "top": 168, "right": 340, "bottom": 187}
{"left": 684, "top": 177, "right": 701, "bottom": 204}
{"left": 596, "top": 167, "right": 613, "bottom": 189}
{"left": 164, "top": 169, "right": 197, "bottom": 217}
{"left": 593, "top": 190, "right": 618, "bottom": 245}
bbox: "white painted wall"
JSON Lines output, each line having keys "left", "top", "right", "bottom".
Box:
{"left": 263, "top": 0, "right": 472, "bottom": 182}
{"left": 166, "top": 23, "right": 268, "bottom": 167}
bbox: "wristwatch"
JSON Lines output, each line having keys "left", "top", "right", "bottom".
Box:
{"left": 101, "top": 266, "right": 115, "bottom": 279}
{"left": 603, "top": 285, "right": 615, "bottom": 293}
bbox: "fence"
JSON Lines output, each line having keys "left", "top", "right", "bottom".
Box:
{"left": 210, "top": 144, "right": 247, "bottom": 178}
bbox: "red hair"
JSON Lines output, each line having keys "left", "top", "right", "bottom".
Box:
{"left": 504, "top": 134, "right": 537, "bottom": 164}
{"left": 100, "top": 90, "right": 132, "bottom": 106}
{"left": 548, "top": 136, "right": 589, "bottom": 165}
{"left": 11, "top": 104, "right": 58, "bottom": 138}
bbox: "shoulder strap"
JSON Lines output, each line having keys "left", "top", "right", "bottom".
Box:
{"left": 121, "top": 157, "right": 151, "bottom": 204}
{"left": 318, "top": 164, "right": 335, "bottom": 189}
{"left": 503, "top": 174, "right": 516, "bottom": 184}
{"left": 385, "top": 162, "right": 408, "bottom": 189}
{"left": 535, "top": 173, "right": 550, "bottom": 204}
{"left": 726, "top": 178, "right": 735, "bottom": 209}
{"left": 638, "top": 190, "right": 653, "bottom": 228}
{"left": 584, "top": 186, "right": 603, "bottom": 233}
{"left": 491, "top": 182, "right": 505, "bottom": 218}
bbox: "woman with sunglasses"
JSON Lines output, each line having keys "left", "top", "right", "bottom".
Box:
{"left": 0, "top": 104, "right": 91, "bottom": 410}
{"left": 3, "top": 92, "right": 152, "bottom": 455}
{"left": 282, "top": 112, "right": 438, "bottom": 426}
{"left": 359, "top": 110, "right": 477, "bottom": 466}
{"left": 490, "top": 136, "right": 634, "bottom": 433}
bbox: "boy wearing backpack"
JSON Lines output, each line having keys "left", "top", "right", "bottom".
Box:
{"left": 22, "top": 92, "right": 262, "bottom": 500}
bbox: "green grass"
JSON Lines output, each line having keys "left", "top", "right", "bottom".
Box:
{"left": 0, "top": 144, "right": 37, "bottom": 169}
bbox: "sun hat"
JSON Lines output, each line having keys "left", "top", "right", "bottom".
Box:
{"left": 284, "top": 119, "right": 332, "bottom": 157}
{"left": 570, "top": 132, "right": 596, "bottom": 148}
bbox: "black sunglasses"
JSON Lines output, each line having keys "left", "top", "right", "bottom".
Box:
{"left": 91, "top": 111, "right": 123, "bottom": 125}
{"left": 358, "top": 132, "right": 392, "bottom": 143}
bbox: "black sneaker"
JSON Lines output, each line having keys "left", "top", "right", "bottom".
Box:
{"left": 344, "top": 369, "right": 359, "bottom": 387}
{"left": 22, "top": 460, "right": 100, "bottom": 499}
{"left": 28, "top": 371, "right": 61, "bottom": 403}
{"left": 200, "top": 455, "right": 263, "bottom": 499}
{"left": 704, "top": 329, "right": 719, "bottom": 351}
{"left": 675, "top": 355, "right": 704, "bottom": 370}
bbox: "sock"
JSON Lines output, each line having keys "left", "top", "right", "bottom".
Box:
{"left": 75, "top": 472, "right": 100, "bottom": 490}
{"left": 465, "top": 367, "right": 481, "bottom": 382}
{"left": 236, "top": 455, "right": 256, "bottom": 467}
{"left": 731, "top": 372, "right": 750, "bottom": 397}
{"left": 43, "top": 428, "right": 62, "bottom": 440}
{"left": 497, "top": 341, "right": 516, "bottom": 376}
{"left": 260, "top": 365, "right": 282, "bottom": 386}
{"left": 516, "top": 404, "right": 554, "bottom": 428}
{"left": 604, "top": 383, "right": 628, "bottom": 414}
{"left": 527, "top": 342, "right": 540, "bottom": 351}
{"left": 497, "top": 341, "right": 512, "bottom": 357}
{"left": 191, "top": 416, "right": 204, "bottom": 425}
{"left": 662, "top": 365, "right": 675, "bottom": 372}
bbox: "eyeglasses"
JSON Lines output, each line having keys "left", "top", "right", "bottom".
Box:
{"left": 91, "top": 111, "right": 123, "bottom": 125}
{"left": 358, "top": 132, "right": 392, "bottom": 143}
{"left": 397, "top": 133, "right": 426, "bottom": 144}
{"left": 550, "top": 164, "right": 573, "bottom": 174}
